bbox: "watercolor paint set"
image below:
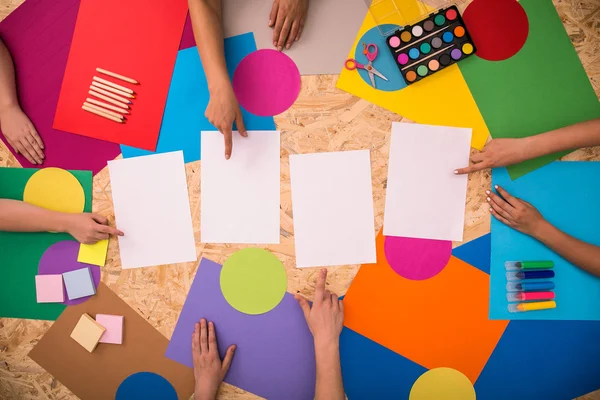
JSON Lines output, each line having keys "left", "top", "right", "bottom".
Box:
{"left": 505, "top": 261, "right": 557, "bottom": 313}
{"left": 386, "top": 5, "right": 476, "bottom": 85}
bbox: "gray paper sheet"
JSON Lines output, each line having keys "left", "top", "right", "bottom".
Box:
{"left": 223, "top": 0, "right": 368, "bottom": 75}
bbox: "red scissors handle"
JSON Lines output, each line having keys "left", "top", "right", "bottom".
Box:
{"left": 363, "top": 43, "right": 378, "bottom": 62}
{"left": 345, "top": 58, "right": 365, "bottom": 70}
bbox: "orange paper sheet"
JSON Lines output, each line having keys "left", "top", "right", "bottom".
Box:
{"left": 53, "top": 0, "right": 188, "bottom": 151}
{"left": 343, "top": 231, "right": 508, "bottom": 382}
{"left": 337, "top": 6, "right": 490, "bottom": 150}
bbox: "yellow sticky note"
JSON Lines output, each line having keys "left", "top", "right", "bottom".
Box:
{"left": 337, "top": 3, "right": 490, "bottom": 150}
{"left": 78, "top": 239, "right": 109, "bottom": 267}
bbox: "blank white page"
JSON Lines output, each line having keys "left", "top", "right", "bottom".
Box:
{"left": 108, "top": 151, "right": 196, "bottom": 269}
{"left": 289, "top": 150, "right": 376, "bottom": 268}
{"left": 383, "top": 122, "right": 472, "bottom": 241}
{"left": 201, "top": 131, "right": 280, "bottom": 244}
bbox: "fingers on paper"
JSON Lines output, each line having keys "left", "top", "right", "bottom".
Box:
{"left": 193, "top": 322, "right": 201, "bottom": 355}
{"left": 97, "top": 224, "right": 124, "bottom": 237}
{"left": 15, "top": 141, "right": 36, "bottom": 164}
{"left": 208, "top": 321, "right": 218, "bottom": 353}
{"left": 296, "top": 18, "right": 305, "bottom": 41}
{"left": 222, "top": 344, "right": 236, "bottom": 374}
{"left": 235, "top": 111, "right": 247, "bottom": 137}
{"left": 490, "top": 206, "right": 512, "bottom": 226}
{"left": 495, "top": 185, "right": 518, "bottom": 206}
{"left": 269, "top": 1, "right": 278, "bottom": 27}
{"left": 25, "top": 133, "right": 44, "bottom": 163}
{"left": 277, "top": 18, "right": 293, "bottom": 50}
{"left": 294, "top": 294, "right": 311, "bottom": 319}
{"left": 91, "top": 213, "right": 109, "bottom": 225}
{"left": 315, "top": 268, "right": 327, "bottom": 302}
{"left": 287, "top": 21, "right": 300, "bottom": 48}
{"left": 200, "top": 318, "right": 209, "bottom": 353}
{"left": 222, "top": 129, "right": 233, "bottom": 160}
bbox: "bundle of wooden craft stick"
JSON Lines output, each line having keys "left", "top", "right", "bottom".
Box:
{"left": 82, "top": 68, "right": 139, "bottom": 123}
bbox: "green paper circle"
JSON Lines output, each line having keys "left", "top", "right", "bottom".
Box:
{"left": 220, "top": 248, "right": 287, "bottom": 315}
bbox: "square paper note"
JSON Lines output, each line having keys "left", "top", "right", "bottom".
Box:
{"left": 70, "top": 313, "right": 106, "bottom": 352}
{"left": 289, "top": 150, "right": 376, "bottom": 267}
{"left": 384, "top": 122, "right": 472, "bottom": 241}
{"left": 96, "top": 314, "right": 124, "bottom": 344}
{"left": 108, "top": 151, "right": 196, "bottom": 269}
{"left": 35, "top": 275, "right": 65, "bottom": 303}
{"left": 63, "top": 267, "right": 96, "bottom": 300}
{"left": 201, "top": 131, "right": 280, "bottom": 244}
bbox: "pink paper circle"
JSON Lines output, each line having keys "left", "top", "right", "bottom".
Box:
{"left": 384, "top": 236, "right": 452, "bottom": 280}
{"left": 38, "top": 240, "right": 101, "bottom": 306}
{"left": 233, "top": 49, "right": 301, "bottom": 117}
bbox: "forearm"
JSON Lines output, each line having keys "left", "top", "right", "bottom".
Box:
{"left": 522, "top": 118, "right": 600, "bottom": 160}
{"left": 0, "top": 39, "right": 19, "bottom": 111}
{"left": 533, "top": 220, "right": 600, "bottom": 277}
{"left": 188, "top": 0, "right": 230, "bottom": 92}
{"left": 314, "top": 340, "right": 345, "bottom": 400}
{"left": 0, "top": 199, "right": 69, "bottom": 233}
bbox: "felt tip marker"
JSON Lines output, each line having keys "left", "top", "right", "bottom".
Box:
{"left": 506, "top": 270, "right": 555, "bottom": 281}
{"left": 508, "top": 300, "right": 556, "bottom": 313}
{"left": 507, "top": 291, "right": 555, "bottom": 302}
{"left": 505, "top": 261, "right": 554, "bottom": 270}
{"left": 506, "top": 281, "right": 555, "bottom": 292}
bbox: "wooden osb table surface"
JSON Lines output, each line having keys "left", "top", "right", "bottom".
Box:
{"left": 1, "top": 0, "right": 599, "bottom": 399}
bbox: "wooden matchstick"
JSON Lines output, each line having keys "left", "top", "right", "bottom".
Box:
{"left": 86, "top": 98, "right": 129, "bottom": 114}
{"left": 83, "top": 102, "right": 126, "bottom": 119}
{"left": 92, "top": 76, "right": 135, "bottom": 94}
{"left": 96, "top": 68, "right": 138, "bottom": 84}
{"left": 91, "top": 81, "right": 135, "bottom": 99}
{"left": 89, "top": 86, "right": 131, "bottom": 104}
{"left": 82, "top": 105, "right": 123, "bottom": 123}
{"left": 88, "top": 91, "right": 130, "bottom": 108}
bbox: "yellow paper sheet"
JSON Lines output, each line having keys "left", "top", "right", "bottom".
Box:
{"left": 337, "top": 4, "right": 490, "bottom": 150}
{"left": 77, "top": 239, "right": 109, "bottom": 267}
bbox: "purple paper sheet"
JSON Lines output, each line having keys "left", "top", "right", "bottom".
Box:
{"left": 0, "top": 0, "right": 121, "bottom": 174}
{"left": 166, "top": 258, "right": 316, "bottom": 400}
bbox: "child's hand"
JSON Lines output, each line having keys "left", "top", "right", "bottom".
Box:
{"left": 455, "top": 138, "right": 527, "bottom": 174}
{"left": 295, "top": 268, "right": 344, "bottom": 347}
{"left": 193, "top": 319, "right": 236, "bottom": 400}
{"left": 487, "top": 185, "right": 547, "bottom": 237}
{"left": 205, "top": 84, "right": 247, "bottom": 160}
{"left": 0, "top": 105, "right": 45, "bottom": 165}
{"left": 269, "top": 0, "right": 309, "bottom": 50}
{"left": 64, "top": 213, "right": 124, "bottom": 244}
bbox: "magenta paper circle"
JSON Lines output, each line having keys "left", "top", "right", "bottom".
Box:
{"left": 384, "top": 235, "right": 452, "bottom": 280}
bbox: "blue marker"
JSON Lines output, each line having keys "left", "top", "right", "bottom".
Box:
{"left": 506, "top": 281, "right": 555, "bottom": 292}
{"left": 506, "top": 270, "right": 555, "bottom": 281}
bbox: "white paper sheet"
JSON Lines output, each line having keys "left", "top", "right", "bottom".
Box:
{"left": 108, "top": 151, "right": 196, "bottom": 269}
{"left": 223, "top": 0, "right": 367, "bottom": 75}
{"left": 383, "top": 122, "right": 472, "bottom": 241}
{"left": 201, "top": 131, "right": 281, "bottom": 244}
{"left": 289, "top": 150, "right": 376, "bottom": 267}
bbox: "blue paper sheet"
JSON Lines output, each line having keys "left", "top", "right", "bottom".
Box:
{"left": 475, "top": 320, "right": 600, "bottom": 399}
{"left": 490, "top": 163, "right": 600, "bottom": 320}
{"left": 340, "top": 327, "right": 426, "bottom": 399}
{"left": 121, "top": 33, "right": 276, "bottom": 162}
{"left": 452, "top": 234, "right": 491, "bottom": 274}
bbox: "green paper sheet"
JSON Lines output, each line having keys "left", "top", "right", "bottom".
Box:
{"left": 459, "top": 0, "right": 600, "bottom": 180}
{"left": 0, "top": 168, "right": 92, "bottom": 320}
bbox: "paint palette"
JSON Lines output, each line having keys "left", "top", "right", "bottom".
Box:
{"left": 386, "top": 6, "right": 476, "bottom": 85}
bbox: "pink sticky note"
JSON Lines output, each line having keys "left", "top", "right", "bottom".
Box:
{"left": 232, "top": 49, "right": 300, "bottom": 117}
{"left": 35, "top": 275, "right": 65, "bottom": 303}
{"left": 96, "top": 314, "right": 124, "bottom": 344}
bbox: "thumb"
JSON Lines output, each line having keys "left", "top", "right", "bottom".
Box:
{"left": 294, "top": 294, "right": 311, "bottom": 320}
{"left": 221, "top": 344, "right": 236, "bottom": 375}
{"left": 235, "top": 111, "right": 247, "bottom": 137}
{"left": 90, "top": 213, "right": 108, "bottom": 225}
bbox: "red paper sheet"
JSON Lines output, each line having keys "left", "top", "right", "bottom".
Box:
{"left": 53, "top": 0, "right": 188, "bottom": 151}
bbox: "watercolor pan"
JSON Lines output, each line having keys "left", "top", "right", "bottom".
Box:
{"left": 386, "top": 5, "right": 476, "bottom": 85}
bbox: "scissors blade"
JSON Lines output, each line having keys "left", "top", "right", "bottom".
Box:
{"left": 369, "top": 66, "right": 388, "bottom": 81}
{"left": 368, "top": 71, "right": 376, "bottom": 88}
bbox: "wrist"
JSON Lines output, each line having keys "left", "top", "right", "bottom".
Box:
{"left": 314, "top": 336, "right": 340, "bottom": 352}
{"left": 56, "top": 212, "right": 74, "bottom": 234}
{"left": 207, "top": 74, "right": 232, "bottom": 94}
{"left": 0, "top": 102, "right": 20, "bottom": 118}
{"left": 194, "top": 383, "right": 219, "bottom": 400}
{"left": 531, "top": 219, "right": 552, "bottom": 241}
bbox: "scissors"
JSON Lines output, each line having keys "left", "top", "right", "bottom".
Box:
{"left": 345, "top": 43, "right": 388, "bottom": 88}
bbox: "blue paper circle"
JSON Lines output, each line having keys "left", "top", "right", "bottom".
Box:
{"left": 354, "top": 24, "right": 406, "bottom": 92}
{"left": 116, "top": 372, "right": 177, "bottom": 400}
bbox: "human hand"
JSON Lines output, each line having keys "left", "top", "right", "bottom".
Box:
{"left": 205, "top": 85, "right": 247, "bottom": 160}
{"left": 487, "top": 185, "right": 547, "bottom": 237}
{"left": 63, "top": 213, "right": 124, "bottom": 244}
{"left": 192, "top": 319, "right": 236, "bottom": 400}
{"left": 455, "top": 138, "right": 527, "bottom": 174}
{"left": 295, "top": 268, "right": 344, "bottom": 347}
{"left": 269, "top": 0, "right": 309, "bottom": 50}
{"left": 0, "top": 105, "right": 45, "bottom": 165}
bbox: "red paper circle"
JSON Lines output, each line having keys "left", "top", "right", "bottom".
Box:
{"left": 463, "top": 0, "right": 529, "bottom": 61}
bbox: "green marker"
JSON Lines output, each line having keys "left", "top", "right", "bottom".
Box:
{"left": 516, "top": 261, "right": 554, "bottom": 269}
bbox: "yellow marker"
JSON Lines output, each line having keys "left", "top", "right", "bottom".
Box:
{"left": 509, "top": 300, "right": 556, "bottom": 313}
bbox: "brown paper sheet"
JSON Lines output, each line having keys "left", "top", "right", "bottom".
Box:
{"left": 29, "top": 283, "right": 194, "bottom": 399}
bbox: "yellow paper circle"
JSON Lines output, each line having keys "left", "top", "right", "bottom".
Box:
{"left": 220, "top": 248, "right": 287, "bottom": 315}
{"left": 23, "top": 168, "right": 85, "bottom": 213}
{"left": 409, "top": 368, "right": 476, "bottom": 400}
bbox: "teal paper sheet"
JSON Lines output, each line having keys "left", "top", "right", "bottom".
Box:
{"left": 121, "top": 33, "right": 276, "bottom": 162}
{"left": 490, "top": 163, "right": 600, "bottom": 320}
